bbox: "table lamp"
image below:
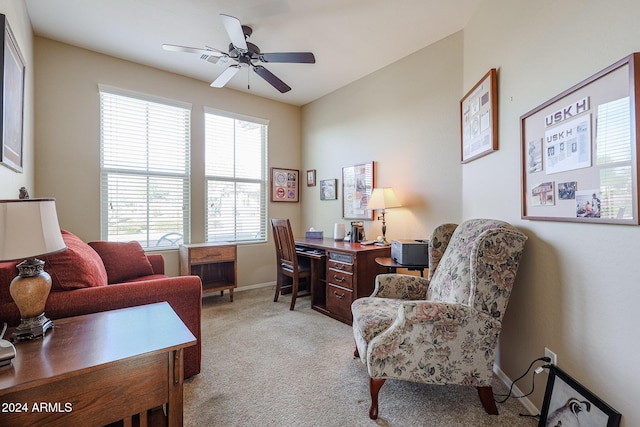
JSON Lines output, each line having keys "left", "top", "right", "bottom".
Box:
{"left": 366, "top": 188, "right": 401, "bottom": 246}
{"left": 0, "top": 199, "right": 66, "bottom": 341}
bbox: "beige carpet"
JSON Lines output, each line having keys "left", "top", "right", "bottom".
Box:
{"left": 184, "top": 287, "right": 538, "bottom": 427}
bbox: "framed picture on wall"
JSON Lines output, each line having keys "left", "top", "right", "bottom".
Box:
{"left": 306, "top": 169, "right": 316, "bottom": 186}
{"left": 320, "top": 179, "right": 337, "bottom": 200}
{"left": 342, "top": 162, "right": 374, "bottom": 219}
{"left": 0, "top": 14, "right": 26, "bottom": 173}
{"left": 521, "top": 53, "right": 640, "bottom": 224}
{"left": 539, "top": 366, "right": 621, "bottom": 427}
{"left": 271, "top": 167, "right": 299, "bottom": 202}
{"left": 460, "top": 68, "right": 498, "bottom": 163}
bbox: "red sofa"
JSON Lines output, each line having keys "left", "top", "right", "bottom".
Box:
{"left": 0, "top": 230, "right": 202, "bottom": 378}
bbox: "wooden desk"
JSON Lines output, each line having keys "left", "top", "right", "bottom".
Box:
{"left": 0, "top": 302, "right": 196, "bottom": 427}
{"left": 294, "top": 238, "right": 390, "bottom": 324}
{"left": 375, "top": 256, "right": 429, "bottom": 277}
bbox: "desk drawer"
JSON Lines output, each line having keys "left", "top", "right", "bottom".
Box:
{"left": 326, "top": 284, "right": 353, "bottom": 321}
{"left": 327, "top": 268, "right": 353, "bottom": 289}
{"left": 190, "top": 246, "right": 235, "bottom": 264}
{"left": 327, "top": 259, "right": 353, "bottom": 273}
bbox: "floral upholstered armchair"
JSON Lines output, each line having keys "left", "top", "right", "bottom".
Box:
{"left": 351, "top": 219, "right": 528, "bottom": 419}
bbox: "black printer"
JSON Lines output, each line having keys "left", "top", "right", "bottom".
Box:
{"left": 391, "top": 239, "right": 429, "bottom": 265}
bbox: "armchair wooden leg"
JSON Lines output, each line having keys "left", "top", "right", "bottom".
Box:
{"left": 369, "top": 378, "right": 386, "bottom": 420}
{"left": 354, "top": 345, "right": 359, "bottom": 358}
{"left": 477, "top": 386, "right": 498, "bottom": 415}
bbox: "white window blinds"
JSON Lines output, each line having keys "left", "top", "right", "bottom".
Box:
{"left": 205, "top": 109, "right": 268, "bottom": 243}
{"left": 99, "top": 86, "right": 191, "bottom": 249}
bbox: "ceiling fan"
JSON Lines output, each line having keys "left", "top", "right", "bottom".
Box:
{"left": 162, "top": 14, "right": 315, "bottom": 93}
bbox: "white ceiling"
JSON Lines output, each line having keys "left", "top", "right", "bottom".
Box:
{"left": 24, "top": 0, "right": 482, "bottom": 106}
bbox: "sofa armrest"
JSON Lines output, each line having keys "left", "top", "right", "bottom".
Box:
{"left": 146, "top": 253, "right": 165, "bottom": 275}
{"left": 372, "top": 274, "right": 429, "bottom": 300}
{"left": 47, "top": 276, "right": 202, "bottom": 378}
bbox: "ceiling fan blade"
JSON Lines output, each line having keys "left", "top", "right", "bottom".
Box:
{"left": 260, "top": 52, "right": 316, "bottom": 64}
{"left": 253, "top": 65, "right": 291, "bottom": 93}
{"left": 211, "top": 66, "right": 240, "bottom": 88}
{"left": 162, "top": 44, "right": 225, "bottom": 57}
{"left": 220, "top": 14, "right": 248, "bottom": 51}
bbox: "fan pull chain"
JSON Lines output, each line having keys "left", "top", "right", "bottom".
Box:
{"left": 247, "top": 68, "right": 251, "bottom": 90}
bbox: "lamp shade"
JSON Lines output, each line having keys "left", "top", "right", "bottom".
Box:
{"left": 366, "top": 188, "right": 401, "bottom": 210}
{"left": 0, "top": 199, "right": 66, "bottom": 261}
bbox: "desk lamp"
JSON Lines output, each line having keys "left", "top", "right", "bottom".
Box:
{"left": 366, "top": 188, "right": 401, "bottom": 246}
{"left": 0, "top": 199, "right": 66, "bottom": 341}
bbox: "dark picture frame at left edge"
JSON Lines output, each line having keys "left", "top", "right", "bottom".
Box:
{"left": 0, "top": 14, "right": 25, "bottom": 173}
{"left": 539, "top": 365, "right": 621, "bottom": 427}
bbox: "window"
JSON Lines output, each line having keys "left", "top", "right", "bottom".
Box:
{"left": 99, "top": 85, "right": 191, "bottom": 249}
{"left": 205, "top": 109, "right": 268, "bottom": 243}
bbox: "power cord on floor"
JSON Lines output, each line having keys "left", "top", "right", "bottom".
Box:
{"left": 494, "top": 356, "right": 551, "bottom": 404}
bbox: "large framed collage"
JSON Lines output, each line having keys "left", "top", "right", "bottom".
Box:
{"left": 521, "top": 53, "right": 640, "bottom": 224}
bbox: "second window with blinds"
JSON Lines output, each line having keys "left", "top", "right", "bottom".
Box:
{"left": 204, "top": 109, "right": 268, "bottom": 243}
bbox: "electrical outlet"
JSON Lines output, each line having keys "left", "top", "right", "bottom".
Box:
{"left": 545, "top": 347, "right": 557, "bottom": 366}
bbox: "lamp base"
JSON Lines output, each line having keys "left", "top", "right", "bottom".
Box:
{"left": 9, "top": 258, "right": 54, "bottom": 341}
{"left": 10, "top": 313, "right": 54, "bottom": 342}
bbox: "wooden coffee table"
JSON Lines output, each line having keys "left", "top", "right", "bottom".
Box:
{"left": 0, "top": 302, "right": 196, "bottom": 427}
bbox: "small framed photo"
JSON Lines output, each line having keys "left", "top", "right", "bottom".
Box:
{"left": 306, "top": 169, "right": 316, "bottom": 187}
{"left": 539, "top": 366, "right": 621, "bottom": 427}
{"left": 271, "top": 167, "right": 299, "bottom": 202}
{"left": 320, "top": 179, "right": 337, "bottom": 200}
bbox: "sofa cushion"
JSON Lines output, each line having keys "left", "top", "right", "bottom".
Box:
{"left": 43, "top": 230, "right": 109, "bottom": 291}
{"left": 88, "top": 241, "right": 154, "bottom": 284}
{"left": 0, "top": 261, "right": 20, "bottom": 304}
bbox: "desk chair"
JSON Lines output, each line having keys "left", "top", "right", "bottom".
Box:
{"left": 270, "top": 218, "right": 311, "bottom": 310}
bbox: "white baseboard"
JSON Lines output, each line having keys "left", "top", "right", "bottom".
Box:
{"left": 494, "top": 364, "right": 539, "bottom": 415}
{"left": 235, "top": 281, "right": 275, "bottom": 292}
{"left": 201, "top": 281, "right": 273, "bottom": 299}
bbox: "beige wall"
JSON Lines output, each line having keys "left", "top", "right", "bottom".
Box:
{"left": 33, "top": 37, "right": 302, "bottom": 285}
{"left": 0, "top": 2, "right": 33, "bottom": 198}
{"left": 463, "top": 0, "right": 640, "bottom": 423}
{"left": 301, "top": 32, "right": 464, "bottom": 241}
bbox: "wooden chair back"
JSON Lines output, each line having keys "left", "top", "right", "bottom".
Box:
{"left": 270, "top": 218, "right": 299, "bottom": 274}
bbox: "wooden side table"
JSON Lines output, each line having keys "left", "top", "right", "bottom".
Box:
{"left": 0, "top": 302, "right": 196, "bottom": 427}
{"left": 179, "top": 243, "right": 238, "bottom": 301}
{"left": 375, "top": 256, "right": 429, "bottom": 277}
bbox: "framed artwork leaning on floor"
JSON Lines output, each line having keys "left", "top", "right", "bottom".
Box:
{"left": 539, "top": 366, "right": 621, "bottom": 427}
